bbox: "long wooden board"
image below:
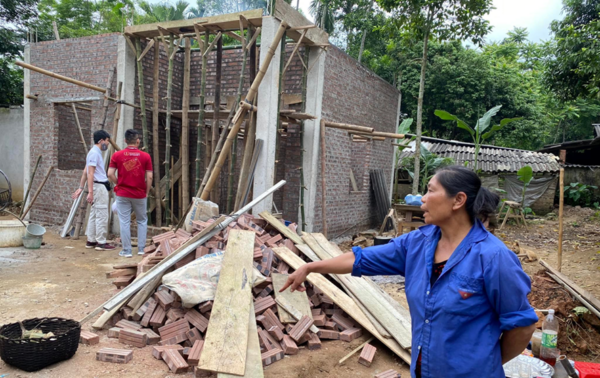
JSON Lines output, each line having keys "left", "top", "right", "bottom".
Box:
{"left": 199, "top": 230, "right": 255, "bottom": 375}
{"left": 125, "top": 9, "right": 263, "bottom": 38}
{"left": 540, "top": 260, "right": 600, "bottom": 311}
{"left": 272, "top": 246, "right": 411, "bottom": 364}
{"left": 218, "top": 309, "right": 264, "bottom": 378}
{"left": 272, "top": 273, "right": 312, "bottom": 323}
{"left": 302, "top": 233, "right": 411, "bottom": 348}
{"left": 273, "top": 0, "right": 329, "bottom": 46}
{"left": 259, "top": 211, "right": 304, "bottom": 245}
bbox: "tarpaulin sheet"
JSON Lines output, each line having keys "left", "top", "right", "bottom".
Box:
{"left": 504, "top": 175, "right": 556, "bottom": 207}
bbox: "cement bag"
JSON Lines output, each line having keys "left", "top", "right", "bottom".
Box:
{"left": 184, "top": 197, "right": 219, "bottom": 232}
{"left": 162, "top": 251, "right": 267, "bottom": 308}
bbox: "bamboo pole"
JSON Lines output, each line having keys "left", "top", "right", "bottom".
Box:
{"left": 106, "top": 82, "right": 123, "bottom": 233}
{"left": 152, "top": 37, "right": 162, "bottom": 227}
{"left": 320, "top": 119, "right": 327, "bottom": 237}
{"left": 325, "top": 121, "right": 374, "bottom": 133}
{"left": 195, "top": 31, "right": 209, "bottom": 193}
{"left": 352, "top": 130, "right": 405, "bottom": 139}
{"left": 299, "top": 46, "right": 309, "bottom": 231}
{"left": 558, "top": 167, "right": 564, "bottom": 272}
{"left": 182, "top": 37, "right": 191, "bottom": 211}
{"left": 200, "top": 21, "right": 288, "bottom": 202}
{"left": 135, "top": 38, "right": 150, "bottom": 154}
{"left": 21, "top": 166, "right": 54, "bottom": 219}
{"left": 211, "top": 36, "right": 223, "bottom": 203}
{"left": 164, "top": 37, "right": 175, "bottom": 225}
{"left": 15, "top": 61, "right": 106, "bottom": 93}
{"left": 20, "top": 155, "right": 42, "bottom": 217}
{"left": 282, "top": 29, "right": 305, "bottom": 76}
{"left": 71, "top": 103, "right": 88, "bottom": 155}
{"left": 99, "top": 67, "right": 115, "bottom": 130}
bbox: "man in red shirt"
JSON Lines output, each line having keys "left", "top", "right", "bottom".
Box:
{"left": 108, "top": 129, "right": 153, "bottom": 258}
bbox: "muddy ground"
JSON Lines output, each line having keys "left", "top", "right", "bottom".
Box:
{"left": 0, "top": 205, "right": 599, "bottom": 377}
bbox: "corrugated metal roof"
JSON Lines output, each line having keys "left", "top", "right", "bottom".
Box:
{"left": 399, "top": 139, "right": 561, "bottom": 173}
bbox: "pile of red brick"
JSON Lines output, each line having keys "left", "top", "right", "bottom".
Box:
{"left": 94, "top": 214, "right": 393, "bottom": 375}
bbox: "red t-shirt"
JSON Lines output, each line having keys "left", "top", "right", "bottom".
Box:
{"left": 109, "top": 146, "right": 153, "bottom": 199}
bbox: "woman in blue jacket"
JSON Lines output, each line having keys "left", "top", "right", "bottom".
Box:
{"left": 281, "top": 166, "right": 538, "bottom": 378}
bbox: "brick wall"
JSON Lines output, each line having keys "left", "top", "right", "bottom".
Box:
{"left": 56, "top": 104, "right": 92, "bottom": 170}
{"left": 317, "top": 45, "right": 400, "bottom": 236}
{"left": 28, "top": 33, "right": 119, "bottom": 224}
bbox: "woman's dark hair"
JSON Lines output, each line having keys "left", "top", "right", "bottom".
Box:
{"left": 434, "top": 165, "right": 499, "bottom": 223}
{"left": 93, "top": 130, "right": 111, "bottom": 144}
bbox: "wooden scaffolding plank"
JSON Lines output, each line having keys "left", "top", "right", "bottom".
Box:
{"left": 199, "top": 230, "right": 255, "bottom": 375}
{"left": 272, "top": 246, "right": 411, "bottom": 364}
{"left": 272, "top": 273, "right": 312, "bottom": 324}
{"left": 218, "top": 309, "right": 264, "bottom": 378}
{"left": 125, "top": 9, "right": 263, "bottom": 38}
{"left": 258, "top": 211, "right": 304, "bottom": 245}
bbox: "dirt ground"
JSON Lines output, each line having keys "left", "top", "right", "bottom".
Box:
{"left": 0, "top": 226, "right": 409, "bottom": 377}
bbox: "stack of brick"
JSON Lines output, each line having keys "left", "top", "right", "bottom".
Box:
{"left": 97, "top": 213, "right": 377, "bottom": 373}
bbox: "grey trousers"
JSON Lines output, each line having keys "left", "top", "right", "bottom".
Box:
{"left": 86, "top": 183, "right": 108, "bottom": 244}
{"left": 115, "top": 195, "right": 147, "bottom": 254}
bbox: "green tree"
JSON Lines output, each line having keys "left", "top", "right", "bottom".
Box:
{"left": 136, "top": 0, "right": 192, "bottom": 23}
{"left": 310, "top": 0, "right": 335, "bottom": 34}
{"left": 376, "top": 0, "right": 493, "bottom": 194}
{"left": 503, "top": 26, "right": 529, "bottom": 44}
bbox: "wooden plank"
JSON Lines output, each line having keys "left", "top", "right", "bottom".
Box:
{"left": 273, "top": 0, "right": 328, "bottom": 46}
{"left": 258, "top": 211, "right": 304, "bottom": 245}
{"left": 272, "top": 273, "right": 312, "bottom": 324}
{"left": 125, "top": 9, "right": 263, "bottom": 38}
{"left": 349, "top": 170, "right": 358, "bottom": 192}
{"left": 274, "top": 297, "right": 319, "bottom": 334}
{"left": 541, "top": 260, "right": 600, "bottom": 312}
{"left": 199, "top": 230, "right": 255, "bottom": 376}
{"left": 272, "top": 246, "right": 411, "bottom": 364}
{"left": 218, "top": 309, "right": 264, "bottom": 378}
{"left": 303, "top": 233, "right": 412, "bottom": 348}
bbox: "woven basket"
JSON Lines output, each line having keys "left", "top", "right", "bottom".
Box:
{"left": 0, "top": 317, "right": 80, "bottom": 372}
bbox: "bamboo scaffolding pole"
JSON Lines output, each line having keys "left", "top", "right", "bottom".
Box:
{"left": 15, "top": 61, "right": 106, "bottom": 93}
{"left": 20, "top": 155, "right": 42, "bottom": 217}
{"left": 234, "top": 28, "right": 259, "bottom": 211}
{"left": 320, "top": 119, "right": 328, "bottom": 237}
{"left": 165, "top": 37, "right": 175, "bottom": 225}
{"left": 71, "top": 103, "right": 89, "bottom": 239}
{"left": 135, "top": 38, "right": 150, "bottom": 153}
{"left": 282, "top": 29, "right": 305, "bottom": 76}
{"left": 211, "top": 36, "right": 223, "bottom": 203}
{"left": 299, "top": 46, "right": 309, "bottom": 231}
{"left": 195, "top": 31, "right": 209, "bottom": 193}
{"left": 21, "top": 166, "right": 54, "bottom": 219}
{"left": 353, "top": 130, "right": 405, "bottom": 139}
{"left": 200, "top": 21, "right": 288, "bottom": 201}
{"left": 152, "top": 38, "right": 162, "bottom": 227}
{"left": 182, "top": 37, "right": 191, "bottom": 211}
{"left": 558, "top": 167, "right": 564, "bottom": 272}
{"left": 99, "top": 67, "right": 115, "bottom": 130}
{"left": 325, "top": 121, "right": 374, "bottom": 133}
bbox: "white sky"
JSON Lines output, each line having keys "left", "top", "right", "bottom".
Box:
{"left": 295, "top": 0, "right": 565, "bottom": 43}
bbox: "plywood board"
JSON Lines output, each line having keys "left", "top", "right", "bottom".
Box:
{"left": 272, "top": 273, "right": 312, "bottom": 324}
{"left": 125, "top": 9, "right": 263, "bottom": 38}
{"left": 218, "top": 310, "right": 264, "bottom": 378}
{"left": 272, "top": 246, "right": 411, "bottom": 364}
{"left": 199, "top": 230, "right": 255, "bottom": 375}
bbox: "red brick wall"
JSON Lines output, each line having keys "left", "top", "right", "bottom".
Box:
{"left": 316, "top": 45, "right": 400, "bottom": 236}
{"left": 28, "top": 33, "right": 119, "bottom": 225}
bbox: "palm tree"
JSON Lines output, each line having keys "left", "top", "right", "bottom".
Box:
{"left": 504, "top": 27, "right": 529, "bottom": 44}
{"left": 310, "top": 0, "right": 335, "bottom": 34}
{"left": 136, "top": 0, "right": 192, "bottom": 23}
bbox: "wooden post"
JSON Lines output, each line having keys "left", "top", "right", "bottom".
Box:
{"left": 70, "top": 102, "right": 89, "bottom": 239}
{"left": 152, "top": 37, "right": 162, "bottom": 227}
{"left": 71, "top": 103, "right": 88, "bottom": 156}
{"left": 165, "top": 37, "right": 175, "bottom": 225}
{"left": 558, "top": 167, "right": 564, "bottom": 272}
{"left": 299, "top": 46, "right": 309, "bottom": 231}
{"left": 135, "top": 38, "right": 150, "bottom": 153}
{"left": 182, "top": 37, "right": 191, "bottom": 210}
{"left": 211, "top": 36, "right": 223, "bottom": 204}
{"left": 20, "top": 155, "right": 42, "bottom": 217}
{"left": 52, "top": 21, "right": 60, "bottom": 40}
{"left": 21, "top": 166, "right": 54, "bottom": 219}
{"left": 195, "top": 31, "right": 209, "bottom": 194}
{"left": 320, "top": 119, "right": 327, "bottom": 237}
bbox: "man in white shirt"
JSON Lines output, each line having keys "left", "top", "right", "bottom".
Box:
{"left": 71, "top": 130, "right": 115, "bottom": 251}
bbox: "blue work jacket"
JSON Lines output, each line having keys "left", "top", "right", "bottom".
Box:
{"left": 352, "top": 219, "right": 538, "bottom": 378}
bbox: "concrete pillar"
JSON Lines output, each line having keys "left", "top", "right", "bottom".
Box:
{"left": 252, "top": 17, "right": 282, "bottom": 215}
{"left": 116, "top": 35, "right": 136, "bottom": 146}
{"left": 22, "top": 45, "right": 31, "bottom": 219}
{"left": 302, "top": 47, "right": 327, "bottom": 232}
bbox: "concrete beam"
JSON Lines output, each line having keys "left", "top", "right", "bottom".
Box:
{"left": 116, "top": 35, "right": 136, "bottom": 148}
{"left": 302, "top": 46, "right": 327, "bottom": 232}
{"left": 252, "top": 17, "right": 282, "bottom": 215}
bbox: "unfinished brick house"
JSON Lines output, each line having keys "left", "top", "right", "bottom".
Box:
{"left": 22, "top": 1, "right": 401, "bottom": 238}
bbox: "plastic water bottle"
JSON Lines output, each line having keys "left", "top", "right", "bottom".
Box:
{"left": 540, "top": 309, "right": 559, "bottom": 366}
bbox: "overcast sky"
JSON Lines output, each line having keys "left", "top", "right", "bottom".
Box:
{"left": 295, "top": 0, "right": 565, "bottom": 43}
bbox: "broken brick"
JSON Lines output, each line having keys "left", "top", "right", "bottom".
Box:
{"left": 358, "top": 343, "right": 377, "bottom": 367}
{"left": 280, "top": 335, "right": 298, "bottom": 355}
{"left": 79, "top": 330, "right": 100, "bottom": 345}
{"left": 307, "top": 333, "right": 322, "bottom": 350}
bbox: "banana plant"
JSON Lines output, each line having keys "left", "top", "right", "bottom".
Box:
{"left": 434, "top": 105, "right": 522, "bottom": 171}
{"left": 517, "top": 165, "right": 533, "bottom": 205}
{"left": 401, "top": 144, "right": 454, "bottom": 194}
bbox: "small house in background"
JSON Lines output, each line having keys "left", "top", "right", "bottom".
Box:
{"left": 396, "top": 136, "right": 561, "bottom": 215}
{"left": 539, "top": 124, "right": 600, "bottom": 200}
